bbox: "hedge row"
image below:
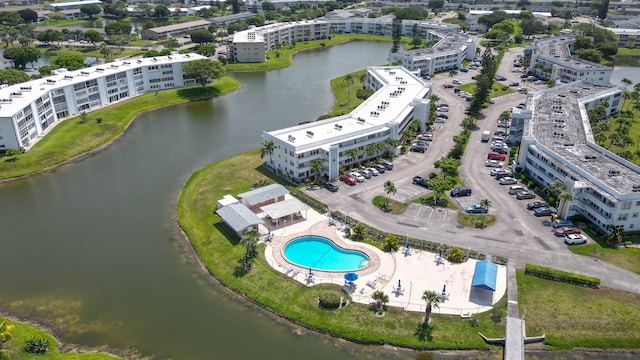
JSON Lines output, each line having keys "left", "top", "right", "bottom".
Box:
{"left": 525, "top": 264, "right": 600, "bottom": 288}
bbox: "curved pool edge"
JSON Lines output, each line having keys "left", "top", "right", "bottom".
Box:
{"left": 282, "top": 235, "right": 371, "bottom": 273}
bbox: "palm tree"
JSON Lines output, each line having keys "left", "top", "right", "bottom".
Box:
{"left": 371, "top": 290, "right": 389, "bottom": 315}
{"left": 606, "top": 225, "right": 624, "bottom": 245}
{"left": 345, "top": 148, "right": 361, "bottom": 164}
{"left": 384, "top": 180, "right": 396, "bottom": 206}
{"left": 240, "top": 229, "right": 260, "bottom": 271}
{"left": 385, "top": 139, "right": 400, "bottom": 156}
{"left": 344, "top": 73, "right": 354, "bottom": 104}
{"left": 480, "top": 198, "right": 492, "bottom": 211}
{"left": 557, "top": 191, "right": 573, "bottom": 216}
{"left": 621, "top": 77, "right": 633, "bottom": 89}
{"left": 547, "top": 179, "right": 565, "bottom": 205}
{"left": 365, "top": 144, "right": 378, "bottom": 159}
{"left": 310, "top": 159, "right": 324, "bottom": 184}
{"left": 422, "top": 290, "right": 441, "bottom": 324}
{"left": 260, "top": 140, "right": 276, "bottom": 167}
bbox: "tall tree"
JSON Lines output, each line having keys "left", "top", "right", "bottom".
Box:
{"left": 421, "top": 290, "right": 441, "bottom": 324}
{"left": 84, "top": 30, "right": 103, "bottom": 47}
{"left": 384, "top": 180, "right": 396, "bottom": 206}
{"left": 17, "top": 9, "right": 37, "bottom": 23}
{"left": 190, "top": 29, "right": 215, "bottom": 44}
{"left": 0, "top": 69, "right": 29, "bottom": 85}
{"left": 80, "top": 4, "right": 101, "bottom": 18}
{"left": 480, "top": 198, "right": 492, "bottom": 211}
{"left": 260, "top": 140, "right": 275, "bottom": 166}
{"left": 606, "top": 225, "right": 623, "bottom": 245}
{"left": 344, "top": 73, "right": 354, "bottom": 104}
{"left": 182, "top": 59, "right": 225, "bottom": 89}
{"left": 240, "top": 229, "right": 259, "bottom": 271}
{"left": 310, "top": 159, "right": 324, "bottom": 183}
{"left": 598, "top": 0, "right": 610, "bottom": 20}
{"left": 391, "top": 17, "right": 402, "bottom": 53}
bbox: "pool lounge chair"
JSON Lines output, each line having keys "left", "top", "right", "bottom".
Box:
{"left": 291, "top": 268, "right": 300, "bottom": 278}
{"left": 366, "top": 279, "right": 377, "bottom": 288}
{"left": 285, "top": 266, "right": 293, "bottom": 274}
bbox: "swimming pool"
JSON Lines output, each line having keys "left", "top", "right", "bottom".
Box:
{"left": 283, "top": 236, "right": 369, "bottom": 272}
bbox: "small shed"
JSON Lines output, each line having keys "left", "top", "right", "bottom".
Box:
{"left": 471, "top": 260, "right": 498, "bottom": 291}
{"left": 237, "top": 184, "right": 289, "bottom": 211}
{"left": 217, "top": 194, "right": 239, "bottom": 209}
{"left": 216, "top": 203, "right": 264, "bottom": 237}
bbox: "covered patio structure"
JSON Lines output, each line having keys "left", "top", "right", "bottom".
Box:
{"left": 260, "top": 197, "right": 310, "bottom": 227}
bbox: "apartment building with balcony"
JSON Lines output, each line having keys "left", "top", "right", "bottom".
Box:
{"left": 525, "top": 36, "right": 613, "bottom": 85}
{"left": 320, "top": 16, "right": 460, "bottom": 36}
{"left": 387, "top": 31, "right": 476, "bottom": 77}
{"left": 229, "top": 21, "right": 330, "bottom": 63}
{"left": 514, "top": 80, "right": 640, "bottom": 231}
{"left": 262, "top": 66, "right": 431, "bottom": 183}
{"left": 0, "top": 53, "right": 205, "bottom": 150}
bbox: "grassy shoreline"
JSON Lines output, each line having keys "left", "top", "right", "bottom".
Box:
{"left": 0, "top": 78, "right": 240, "bottom": 181}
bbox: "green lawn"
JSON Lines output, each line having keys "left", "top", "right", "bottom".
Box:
{"left": 0, "top": 316, "right": 120, "bottom": 359}
{"left": 42, "top": 45, "right": 143, "bottom": 60}
{"left": 0, "top": 78, "right": 239, "bottom": 180}
{"left": 595, "top": 107, "right": 640, "bottom": 166}
{"left": 615, "top": 48, "right": 640, "bottom": 56}
{"left": 413, "top": 193, "right": 457, "bottom": 209}
{"left": 372, "top": 195, "right": 409, "bottom": 214}
{"left": 457, "top": 213, "right": 497, "bottom": 228}
{"left": 329, "top": 69, "right": 368, "bottom": 116}
{"left": 178, "top": 150, "right": 507, "bottom": 349}
{"left": 517, "top": 270, "right": 640, "bottom": 349}
{"left": 457, "top": 82, "right": 515, "bottom": 98}
{"left": 568, "top": 228, "right": 640, "bottom": 275}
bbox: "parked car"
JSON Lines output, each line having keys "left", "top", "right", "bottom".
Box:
{"left": 358, "top": 169, "right": 372, "bottom": 179}
{"left": 499, "top": 177, "right": 517, "bottom": 185}
{"left": 465, "top": 204, "right": 488, "bottom": 214}
{"left": 509, "top": 82, "right": 520, "bottom": 87}
{"left": 534, "top": 207, "right": 554, "bottom": 217}
{"left": 488, "top": 98, "right": 495, "bottom": 104}
{"left": 379, "top": 160, "right": 393, "bottom": 170}
{"left": 565, "top": 234, "right": 588, "bottom": 245}
{"left": 324, "top": 182, "right": 339, "bottom": 192}
{"left": 485, "top": 160, "right": 502, "bottom": 167}
{"left": 450, "top": 186, "right": 472, "bottom": 197}
{"left": 444, "top": 83, "right": 454, "bottom": 88}
{"left": 555, "top": 226, "right": 581, "bottom": 237}
{"left": 348, "top": 172, "right": 365, "bottom": 182}
{"left": 452, "top": 79, "right": 462, "bottom": 85}
{"left": 552, "top": 219, "right": 574, "bottom": 228}
{"left": 495, "top": 76, "right": 506, "bottom": 81}
{"left": 495, "top": 171, "right": 513, "bottom": 179}
{"left": 340, "top": 174, "right": 357, "bottom": 185}
{"left": 438, "top": 114, "right": 448, "bottom": 119}
{"left": 413, "top": 176, "right": 431, "bottom": 189}
{"left": 516, "top": 191, "right": 535, "bottom": 200}
{"left": 420, "top": 133, "right": 433, "bottom": 141}
{"left": 494, "top": 129, "right": 507, "bottom": 136}
{"left": 488, "top": 152, "right": 506, "bottom": 161}
{"left": 373, "top": 164, "right": 386, "bottom": 173}
{"left": 411, "top": 143, "right": 427, "bottom": 153}
{"left": 491, "top": 168, "right": 510, "bottom": 177}
{"left": 367, "top": 167, "right": 379, "bottom": 176}
{"left": 459, "top": 68, "right": 469, "bottom": 72}
{"left": 527, "top": 201, "right": 549, "bottom": 210}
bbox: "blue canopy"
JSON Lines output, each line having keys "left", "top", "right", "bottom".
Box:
{"left": 471, "top": 260, "right": 497, "bottom": 291}
{"left": 344, "top": 272, "right": 358, "bottom": 282}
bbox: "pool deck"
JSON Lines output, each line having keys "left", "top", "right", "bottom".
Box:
{"left": 261, "top": 208, "right": 506, "bottom": 316}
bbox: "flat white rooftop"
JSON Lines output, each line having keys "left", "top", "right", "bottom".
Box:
{"left": 267, "top": 66, "right": 429, "bottom": 151}
{"left": 233, "top": 20, "right": 327, "bottom": 43}
{"left": 0, "top": 53, "right": 205, "bottom": 116}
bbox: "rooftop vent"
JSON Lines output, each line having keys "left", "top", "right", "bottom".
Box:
{"left": 9, "top": 91, "right": 22, "bottom": 97}
{"left": 137, "top": 60, "right": 142, "bottom": 64}
{"left": 584, "top": 155, "right": 597, "bottom": 160}
{"left": 152, "top": 58, "right": 158, "bottom": 62}
{"left": 96, "top": 68, "right": 104, "bottom": 72}
{"left": 608, "top": 169, "right": 621, "bottom": 176}
{"left": 563, "top": 143, "right": 574, "bottom": 146}
{"left": 81, "top": 71, "right": 90, "bottom": 75}
{"left": 19, "top": 86, "right": 32, "bottom": 91}
{"left": 123, "top": 61, "right": 130, "bottom": 65}
{"left": 633, "top": 185, "right": 640, "bottom": 192}
{"left": 46, "top": 79, "right": 57, "bottom": 84}
{"left": 306, "top": 130, "right": 314, "bottom": 137}
{"left": 334, "top": 124, "right": 343, "bottom": 130}
{"left": 64, "top": 75, "right": 73, "bottom": 80}
{"left": 110, "top": 64, "right": 118, "bottom": 68}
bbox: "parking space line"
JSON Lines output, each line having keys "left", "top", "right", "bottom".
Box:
{"left": 416, "top": 206, "right": 423, "bottom": 217}
{"left": 429, "top": 208, "right": 435, "bottom": 219}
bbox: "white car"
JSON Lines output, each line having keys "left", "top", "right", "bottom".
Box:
{"left": 499, "top": 177, "right": 517, "bottom": 185}
{"left": 367, "top": 167, "right": 379, "bottom": 176}
{"left": 485, "top": 160, "right": 502, "bottom": 167}
{"left": 565, "top": 234, "right": 588, "bottom": 245}
{"left": 452, "top": 79, "right": 462, "bottom": 85}
{"left": 348, "top": 172, "right": 365, "bottom": 182}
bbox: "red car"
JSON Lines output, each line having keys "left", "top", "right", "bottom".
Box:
{"left": 554, "top": 226, "right": 581, "bottom": 237}
{"left": 444, "top": 83, "right": 454, "bottom": 88}
{"left": 488, "top": 152, "right": 506, "bottom": 161}
{"left": 340, "top": 174, "right": 357, "bottom": 185}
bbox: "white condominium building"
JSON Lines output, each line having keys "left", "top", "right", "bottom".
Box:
{"left": 321, "top": 16, "right": 460, "bottom": 36}
{"left": 514, "top": 80, "right": 640, "bottom": 231}
{"left": 229, "top": 20, "right": 330, "bottom": 63}
{"left": 388, "top": 31, "right": 476, "bottom": 77}
{"left": 0, "top": 53, "right": 206, "bottom": 150}
{"left": 262, "top": 66, "right": 431, "bottom": 183}
{"left": 525, "top": 36, "right": 613, "bottom": 85}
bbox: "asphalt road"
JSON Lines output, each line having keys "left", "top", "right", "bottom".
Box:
{"left": 305, "top": 51, "right": 640, "bottom": 294}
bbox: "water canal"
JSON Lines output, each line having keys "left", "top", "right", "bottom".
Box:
{"left": 0, "top": 41, "right": 417, "bottom": 360}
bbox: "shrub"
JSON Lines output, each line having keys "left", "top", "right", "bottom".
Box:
{"left": 428, "top": 172, "right": 438, "bottom": 179}
{"left": 525, "top": 264, "right": 600, "bottom": 288}
{"left": 0, "top": 350, "right": 8, "bottom": 360}
{"left": 356, "top": 88, "right": 373, "bottom": 100}
{"left": 96, "top": 117, "right": 103, "bottom": 123}
{"left": 319, "top": 292, "right": 341, "bottom": 309}
{"left": 24, "top": 336, "right": 50, "bottom": 354}
{"left": 383, "top": 234, "right": 400, "bottom": 252}
{"left": 447, "top": 247, "right": 465, "bottom": 263}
